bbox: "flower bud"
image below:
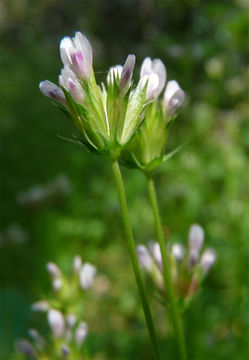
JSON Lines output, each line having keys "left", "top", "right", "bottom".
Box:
{"left": 28, "top": 329, "right": 45, "bottom": 350}
{"left": 17, "top": 340, "right": 37, "bottom": 358}
{"left": 52, "top": 278, "right": 62, "bottom": 292}
{"left": 39, "top": 80, "right": 66, "bottom": 104}
{"left": 149, "top": 242, "right": 162, "bottom": 269}
{"left": 46, "top": 262, "right": 61, "bottom": 279}
{"left": 188, "top": 224, "right": 204, "bottom": 252}
{"left": 75, "top": 322, "right": 88, "bottom": 347}
{"left": 73, "top": 255, "right": 82, "bottom": 273}
{"left": 172, "top": 243, "right": 185, "bottom": 262}
{"left": 163, "top": 80, "right": 185, "bottom": 115}
{"left": 31, "top": 300, "right": 49, "bottom": 312}
{"left": 60, "top": 32, "right": 93, "bottom": 79}
{"left": 119, "top": 54, "right": 136, "bottom": 92}
{"left": 140, "top": 57, "right": 166, "bottom": 99}
{"left": 59, "top": 67, "right": 84, "bottom": 103}
{"left": 66, "top": 314, "right": 77, "bottom": 328}
{"left": 107, "top": 65, "right": 123, "bottom": 85}
{"left": 61, "top": 344, "right": 70, "bottom": 357}
{"left": 47, "top": 309, "right": 65, "bottom": 338}
{"left": 79, "top": 263, "right": 96, "bottom": 290}
{"left": 137, "top": 245, "right": 153, "bottom": 271}
{"left": 200, "top": 249, "right": 216, "bottom": 273}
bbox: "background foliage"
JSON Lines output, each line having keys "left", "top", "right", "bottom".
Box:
{"left": 1, "top": 0, "right": 249, "bottom": 359}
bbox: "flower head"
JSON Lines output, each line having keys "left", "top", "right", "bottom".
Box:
{"left": 140, "top": 57, "right": 166, "bottom": 100}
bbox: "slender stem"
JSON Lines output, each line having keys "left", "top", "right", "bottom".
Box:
{"left": 146, "top": 174, "right": 187, "bottom": 360}
{"left": 111, "top": 160, "right": 162, "bottom": 360}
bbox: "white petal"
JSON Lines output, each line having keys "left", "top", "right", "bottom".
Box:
{"left": 74, "top": 32, "right": 93, "bottom": 78}
{"left": 140, "top": 57, "right": 152, "bottom": 78}
{"left": 47, "top": 309, "right": 65, "bottom": 338}
{"left": 163, "top": 80, "right": 185, "bottom": 113}
{"left": 151, "top": 59, "right": 166, "bottom": 97}
{"left": 119, "top": 54, "right": 136, "bottom": 92}
{"left": 79, "top": 263, "right": 96, "bottom": 289}
{"left": 60, "top": 37, "right": 74, "bottom": 66}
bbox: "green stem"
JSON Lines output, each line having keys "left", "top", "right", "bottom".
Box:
{"left": 146, "top": 174, "right": 187, "bottom": 360}
{"left": 111, "top": 160, "right": 162, "bottom": 360}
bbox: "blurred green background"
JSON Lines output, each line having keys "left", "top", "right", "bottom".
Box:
{"left": 1, "top": 0, "right": 249, "bottom": 359}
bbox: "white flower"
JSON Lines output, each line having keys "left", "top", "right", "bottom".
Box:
{"left": 79, "top": 263, "right": 96, "bottom": 289}
{"left": 140, "top": 57, "right": 166, "bottom": 99}
{"left": 107, "top": 65, "right": 123, "bottom": 85}
{"left": 172, "top": 243, "right": 185, "bottom": 262}
{"left": 59, "top": 66, "right": 84, "bottom": 103}
{"left": 52, "top": 278, "right": 62, "bottom": 292}
{"left": 47, "top": 309, "right": 65, "bottom": 338}
{"left": 75, "top": 322, "right": 88, "bottom": 347}
{"left": 60, "top": 31, "right": 93, "bottom": 79}
{"left": 200, "top": 249, "right": 216, "bottom": 273}
{"left": 163, "top": 80, "right": 185, "bottom": 115}
{"left": 137, "top": 245, "right": 153, "bottom": 271}
{"left": 39, "top": 80, "right": 66, "bottom": 104}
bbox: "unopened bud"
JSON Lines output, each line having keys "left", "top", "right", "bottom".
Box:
{"left": 28, "top": 329, "right": 45, "bottom": 350}
{"left": 172, "top": 243, "right": 185, "bottom": 262}
{"left": 200, "top": 249, "right": 216, "bottom": 273}
{"left": 163, "top": 80, "right": 185, "bottom": 115}
{"left": 75, "top": 322, "right": 88, "bottom": 347}
{"left": 39, "top": 80, "right": 66, "bottom": 104}
{"left": 47, "top": 309, "right": 65, "bottom": 338}
{"left": 137, "top": 245, "right": 153, "bottom": 271}
{"left": 188, "top": 224, "right": 204, "bottom": 252}
{"left": 107, "top": 65, "right": 123, "bottom": 85}
{"left": 61, "top": 344, "right": 70, "bottom": 357}
{"left": 46, "top": 262, "right": 61, "bottom": 278}
{"left": 52, "top": 278, "right": 62, "bottom": 292}
{"left": 17, "top": 340, "right": 37, "bottom": 358}
{"left": 66, "top": 314, "right": 77, "bottom": 328}
{"left": 79, "top": 263, "right": 96, "bottom": 290}
{"left": 149, "top": 242, "right": 162, "bottom": 268}
{"left": 31, "top": 300, "right": 49, "bottom": 312}
{"left": 119, "top": 54, "right": 136, "bottom": 92}
{"left": 73, "top": 255, "right": 82, "bottom": 273}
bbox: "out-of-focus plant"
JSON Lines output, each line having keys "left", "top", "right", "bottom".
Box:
{"left": 137, "top": 224, "right": 216, "bottom": 309}
{"left": 16, "top": 256, "right": 96, "bottom": 359}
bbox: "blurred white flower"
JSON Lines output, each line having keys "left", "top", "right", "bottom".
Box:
{"left": 172, "top": 243, "right": 185, "bottom": 262}
{"left": 79, "top": 263, "right": 96, "bottom": 289}
{"left": 47, "top": 309, "right": 65, "bottom": 338}
{"left": 75, "top": 322, "right": 88, "bottom": 347}
{"left": 137, "top": 245, "right": 153, "bottom": 271}
{"left": 200, "top": 249, "right": 216, "bottom": 273}
{"left": 73, "top": 255, "right": 82, "bottom": 273}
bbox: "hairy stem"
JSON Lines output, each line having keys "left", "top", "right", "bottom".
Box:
{"left": 111, "top": 160, "right": 162, "bottom": 360}
{"left": 146, "top": 174, "right": 187, "bottom": 360}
